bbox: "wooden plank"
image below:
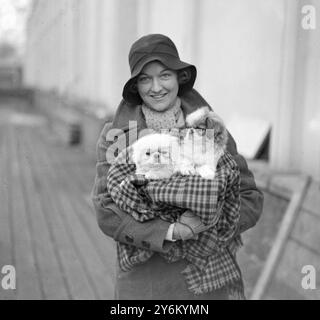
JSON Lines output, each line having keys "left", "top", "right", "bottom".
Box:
{"left": 302, "top": 180, "right": 320, "bottom": 217}
{"left": 30, "top": 127, "right": 114, "bottom": 299}
{"left": 58, "top": 193, "right": 115, "bottom": 299}
{"left": 291, "top": 209, "right": 320, "bottom": 255}
{"left": 0, "top": 123, "right": 16, "bottom": 299}
{"left": 7, "top": 125, "right": 42, "bottom": 299}
{"left": 37, "top": 126, "right": 116, "bottom": 273}
{"left": 17, "top": 127, "right": 70, "bottom": 299}
{"left": 69, "top": 196, "right": 116, "bottom": 278}
{"left": 44, "top": 134, "right": 116, "bottom": 277}
{"left": 237, "top": 192, "right": 289, "bottom": 299}
{"left": 269, "top": 174, "right": 309, "bottom": 200}
{"left": 56, "top": 179, "right": 116, "bottom": 281}
{"left": 71, "top": 159, "right": 96, "bottom": 198}
{"left": 250, "top": 176, "right": 311, "bottom": 300}
{"left": 267, "top": 240, "right": 320, "bottom": 300}
{"left": 24, "top": 128, "right": 98, "bottom": 300}
{"left": 48, "top": 143, "right": 95, "bottom": 197}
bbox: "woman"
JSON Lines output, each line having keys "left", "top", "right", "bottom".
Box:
{"left": 92, "top": 34, "right": 264, "bottom": 299}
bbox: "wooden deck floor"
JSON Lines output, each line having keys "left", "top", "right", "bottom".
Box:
{"left": 0, "top": 103, "right": 116, "bottom": 300}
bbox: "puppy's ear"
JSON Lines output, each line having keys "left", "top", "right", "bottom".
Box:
{"left": 207, "top": 112, "right": 228, "bottom": 149}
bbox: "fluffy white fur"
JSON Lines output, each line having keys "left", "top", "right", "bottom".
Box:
{"left": 131, "top": 107, "right": 228, "bottom": 180}
{"left": 132, "top": 133, "right": 179, "bottom": 179}
{"left": 185, "top": 106, "right": 210, "bottom": 128}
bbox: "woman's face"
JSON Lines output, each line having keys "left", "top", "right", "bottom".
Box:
{"left": 136, "top": 61, "right": 179, "bottom": 112}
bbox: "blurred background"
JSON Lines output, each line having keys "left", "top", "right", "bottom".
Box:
{"left": 0, "top": 0, "right": 319, "bottom": 300}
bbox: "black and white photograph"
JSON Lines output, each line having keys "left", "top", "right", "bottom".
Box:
{"left": 0, "top": 0, "right": 319, "bottom": 304}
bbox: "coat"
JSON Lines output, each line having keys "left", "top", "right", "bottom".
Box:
{"left": 91, "top": 88, "right": 264, "bottom": 299}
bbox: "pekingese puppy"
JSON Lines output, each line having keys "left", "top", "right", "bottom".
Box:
{"left": 132, "top": 133, "right": 178, "bottom": 180}
{"left": 131, "top": 107, "right": 228, "bottom": 180}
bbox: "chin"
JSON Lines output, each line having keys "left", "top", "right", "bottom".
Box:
{"left": 146, "top": 102, "right": 171, "bottom": 112}
{"left": 144, "top": 96, "right": 177, "bottom": 112}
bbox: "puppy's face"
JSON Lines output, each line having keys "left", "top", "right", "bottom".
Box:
{"left": 138, "top": 146, "right": 172, "bottom": 168}
{"left": 132, "top": 134, "right": 178, "bottom": 172}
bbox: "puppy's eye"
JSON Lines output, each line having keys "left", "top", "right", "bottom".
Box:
{"left": 145, "top": 151, "right": 150, "bottom": 156}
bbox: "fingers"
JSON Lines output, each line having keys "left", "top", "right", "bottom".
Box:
{"left": 179, "top": 211, "right": 212, "bottom": 234}
{"left": 173, "top": 222, "right": 197, "bottom": 241}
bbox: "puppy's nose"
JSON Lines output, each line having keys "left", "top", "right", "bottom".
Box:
{"left": 153, "top": 152, "right": 160, "bottom": 162}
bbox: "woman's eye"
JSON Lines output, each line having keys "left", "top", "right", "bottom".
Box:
{"left": 138, "top": 76, "right": 149, "bottom": 83}
{"left": 161, "top": 73, "right": 171, "bottom": 79}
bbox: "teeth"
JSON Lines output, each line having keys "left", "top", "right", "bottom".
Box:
{"left": 152, "top": 94, "right": 166, "bottom": 98}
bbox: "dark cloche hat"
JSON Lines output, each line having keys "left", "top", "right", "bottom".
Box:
{"left": 122, "top": 34, "right": 197, "bottom": 104}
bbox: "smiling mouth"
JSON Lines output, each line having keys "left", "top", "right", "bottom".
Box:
{"left": 151, "top": 93, "right": 167, "bottom": 100}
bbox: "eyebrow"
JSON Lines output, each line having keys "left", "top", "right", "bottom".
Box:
{"left": 138, "top": 68, "right": 172, "bottom": 77}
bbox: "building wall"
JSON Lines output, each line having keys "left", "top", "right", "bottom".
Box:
{"left": 24, "top": 0, "right": 320, "bottom": 180}
{"left": 290, "top": 0, "right": 320, "bottom": 179}
{"left": 195, "top": 0, "right": 285, "bottom": 123}
{"left": 270, "top": 0, "right": 320, "bottom": 179}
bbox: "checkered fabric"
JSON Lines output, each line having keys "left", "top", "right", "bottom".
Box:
{"left": 107, "top": 146, "right": 244, "bottom": 298}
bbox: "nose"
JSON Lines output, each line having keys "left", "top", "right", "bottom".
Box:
{"left": 153, "top": 152, "right": 160, "bottom": 161}
{"left": 151, "top": 78, "right": 161, "bottom": 93}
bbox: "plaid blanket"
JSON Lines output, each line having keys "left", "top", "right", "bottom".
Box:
{"left": 107, "top": 146, "right": 244, "bottom": 298}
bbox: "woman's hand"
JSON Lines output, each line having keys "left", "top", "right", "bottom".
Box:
{"left": 172, "top": 222, "right": 198, "bottom": 241}
{"left": 173, "top": 210, "right": 213, "bottom": 241}
{"left": 178, "top": 210, "right": 212, "bottom": 234}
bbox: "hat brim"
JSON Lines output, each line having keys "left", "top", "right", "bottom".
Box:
{"left": 122, "top": 53, "right": 197, "bottom": 105}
